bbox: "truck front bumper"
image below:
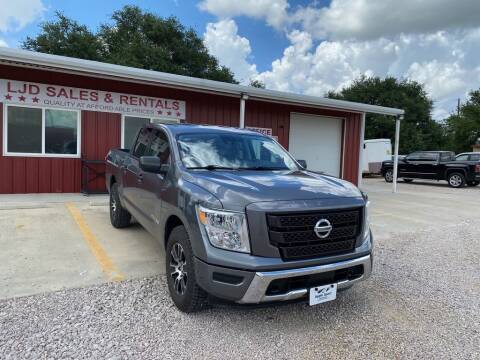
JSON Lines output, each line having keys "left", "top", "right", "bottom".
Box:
{"left": 194, "top": 253, "right": 372, "bottom": 304}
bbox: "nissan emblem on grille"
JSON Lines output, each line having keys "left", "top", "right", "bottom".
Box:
{"left": 314, "top": 219, "right": 333, "bottom": 239}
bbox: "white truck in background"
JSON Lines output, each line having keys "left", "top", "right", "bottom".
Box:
{"left": 362, "top": 139, "right": 392, "bottom": 175}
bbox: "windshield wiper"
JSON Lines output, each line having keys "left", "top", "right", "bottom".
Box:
{"left": 238, "top": 166, "right": 289, "bottom": 171}
{"left": 187, "top": 165, "right": 238, "bottom": 170}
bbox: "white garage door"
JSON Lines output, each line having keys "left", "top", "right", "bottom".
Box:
{"left": 289, "top": 113, "right": 343, "bottom": 176}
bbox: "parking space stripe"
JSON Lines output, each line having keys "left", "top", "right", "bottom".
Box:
{"left": 65, "top": 202, "right": 124, "bottom": 282}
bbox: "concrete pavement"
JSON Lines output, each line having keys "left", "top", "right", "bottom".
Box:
{"left": 0, "top": 194, "right": 163, "bottom": 299}
{"left": 0, "top": 178, "right": 478, "bottom": 300}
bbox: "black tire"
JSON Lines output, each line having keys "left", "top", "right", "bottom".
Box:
{"left": 166, "top": 226, "right": 207, "bottom": 313}
{"left": 110, "top": 183, "right": 132, "bottom": 228}
{"left": 384, "top": 169, "right": 393, "bottom": 183}
{"left": 403, "top": 179, "right": 414, "bottom": 183}
{"left": 447, "top": 172, "right": 466, "bottom": 188}
{"left": 467, "top": 181, "right": 480, "bottom": 187}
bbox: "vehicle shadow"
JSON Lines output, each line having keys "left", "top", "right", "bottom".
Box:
{"left": 401, "top": 180, "right": 478, "bottom": 189}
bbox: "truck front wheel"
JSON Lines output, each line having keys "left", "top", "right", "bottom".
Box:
{"left": 447, "top": 172, "right": 465, "bottom": 188}
{"left": 110, "top": 183, "right": 132, "bottom": 228}
{"left": 166, "top": 226, "right": 207, "bottom": 313}
{"left": 384, "top": 169, "right": 393, "bottom": 183}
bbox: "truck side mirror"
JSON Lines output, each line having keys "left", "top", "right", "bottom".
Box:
{"left": 139, "top": 156, "right": 169, "bottom": 174}
{"left": 297, "top": 159, "right": 307, "bottom": 169}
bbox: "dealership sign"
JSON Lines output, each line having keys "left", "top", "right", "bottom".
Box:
{"left": 0, "top": 79, "right": 186, "bottom": 120}
{"left": 246, "top": 126, "right": 278, "bottom": 141}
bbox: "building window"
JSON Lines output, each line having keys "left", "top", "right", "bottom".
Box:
{"left": 122, "top": 115, "right": 180, "bottom": 149}
{"left": 45, "top": 109, "right": 79, "bottom": 155}
{"left": 7, "top": 106, "right": 43, "bottom": 154}
{"left": 4, "top": 105, "right": 80, "bottom": 157}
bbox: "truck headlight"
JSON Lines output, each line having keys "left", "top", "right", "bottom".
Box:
{"left": 363, "top": 200, "right": 371, "bottom": 239}
{"left": 197, "top": 206, "right": 251, "bottom": 253}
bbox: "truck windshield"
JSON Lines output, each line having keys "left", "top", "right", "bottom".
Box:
{"left": 177, "top": 133, "right": 299, "bottom": 170}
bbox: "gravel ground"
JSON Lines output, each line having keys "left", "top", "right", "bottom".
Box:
{"left": 1, "top": 219, "right": 479, "bottom": 359}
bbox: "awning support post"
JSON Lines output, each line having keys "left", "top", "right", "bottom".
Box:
{"left": 239, "top": 93, "right": 248, "bottom": 128}
{"left": 392, "top": 115, "right": 402, "bottom": 193}
{"left": 357, "top": 112, "right": 366, "bottom": 188}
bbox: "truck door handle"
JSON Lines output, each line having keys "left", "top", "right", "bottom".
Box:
{"left": 137, "top": 173, "right": 144, "bottom": 182}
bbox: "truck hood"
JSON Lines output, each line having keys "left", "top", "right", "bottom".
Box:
{"left": 183, "top": 169, "right": 362, "bottom": 211}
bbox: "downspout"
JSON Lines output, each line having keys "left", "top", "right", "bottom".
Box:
{"left": 239, "top": 93, "right": 248, "bottom": 128}
{"left": 392, "top": 114, "right": 403, "bottom": 193}
{"left": 357, "top": 112, "right": 366, "bottom": 188}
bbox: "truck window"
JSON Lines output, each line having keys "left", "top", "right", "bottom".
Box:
{"left": 132, "top": 128, "right": 151, "bottom": 158}
{"left": 456, "top": 154, "right": 469, "bottom": 161}
{"left": 124, "top": 116, "right": 150, "bottom": 149}
{"left": 146, "top": 130, "right": 171, "bottom": 164}
{"left": 419, "top": 152, "right": 438, "bottom": 161}
{"left": 440, "top": 153, "right": 453, "bottom": 161}
{"left": 177, "top": 133, "right": 298, "bottom": 170}
{"left": 470, "top": 154, "right": 480, "bottom": 161}
{"left": 406, "top": 152, "right": 421, "bottom": 161}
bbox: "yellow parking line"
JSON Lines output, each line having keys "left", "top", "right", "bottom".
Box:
{"left": 65, "top": 202, "right": 124, "bottom": 282}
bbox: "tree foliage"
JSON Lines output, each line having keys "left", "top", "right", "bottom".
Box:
{"left": 249, "top": 80, "right": 266, "bottom": 89}
{"left": 23, "top": 12, "right": 103, "bottom": 60}
{"left": 22, "top": 6, "right": 237, "bottom": 83}
{"left": 327, "top": 76, "right": 446, "bottom": 154}
{"left": 444, "top": 90, "right": 480, "bottom": 153}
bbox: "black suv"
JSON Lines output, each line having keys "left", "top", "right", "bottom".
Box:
{"left": 381, "top": 151, "right": 480, "bottom": 188}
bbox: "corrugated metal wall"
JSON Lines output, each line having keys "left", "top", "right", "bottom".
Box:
{"left": 0, "top": 102, "right": 81, "bottom": 193}
{"left": 81, "top": 111, "right": 121, "bottom": 192}
{"left": 0, "top": 64, "right": 362, "bottom": 193}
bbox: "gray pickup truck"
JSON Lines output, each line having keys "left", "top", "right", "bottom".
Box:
{"left": 106, "top": 123, "right": 373, "bottom": 312}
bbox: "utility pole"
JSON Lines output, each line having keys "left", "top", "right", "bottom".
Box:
{"left": 457, "top": 98, "right": 461, "bottom": 116}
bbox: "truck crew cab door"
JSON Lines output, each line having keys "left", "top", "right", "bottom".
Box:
{"left": 123, "top": 127, "right": 152, "bottom": 224}
{"left": 401, "top": 152, "right": 422, "bottom": 177}
{"left": 138, "top": 129, "right": 172, "bottom": 233}
{"left": 416, "top": 152, "right": 440, "bottom": 180}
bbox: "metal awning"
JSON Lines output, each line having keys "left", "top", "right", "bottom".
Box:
{"left": 0, "top": 48, "right": 404, "bottom": 116}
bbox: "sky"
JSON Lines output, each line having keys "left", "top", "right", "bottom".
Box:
{"left": 1, "top": 0, "right": 480, "bottom": 119}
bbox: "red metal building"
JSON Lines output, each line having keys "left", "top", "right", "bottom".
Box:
{"left": 0, "top": 48, "right": 403, "bottom": 194}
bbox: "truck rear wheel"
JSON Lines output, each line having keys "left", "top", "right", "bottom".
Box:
{"left": 447, "top": 172, "right": 465, "bottom": 188}
{"left": 403, "top": 178, "right": 414, "bottom": 183}
{"left": 384, "top": 169, "right": 393, "bottom": 183}
{"left": 166, "top": 226, "right": 207, "bottom": 313}
{"left": 110, "top": 183, "right": 132, "bottom": 228}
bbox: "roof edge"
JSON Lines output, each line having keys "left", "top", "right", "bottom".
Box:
{"left": 0, "top": 48, "right": 404, "bottom": 116}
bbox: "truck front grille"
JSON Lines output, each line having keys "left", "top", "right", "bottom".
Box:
{"left": 267, "top": 208, "right": 361, "bottom": 260}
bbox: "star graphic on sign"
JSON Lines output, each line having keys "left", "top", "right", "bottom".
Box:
{"left": 167, "top": 111, "right": 172, "bottom": 116}
{"left": 32, "top": 97, "right": 40, "bottom": 103}
{"left": 176, "top": 112, "right": 181, "bottom": 117}
{"left": 157, "top": 110, "right": 163, "bottom": 115}
{"left": 4, "top": 94, "right": 12, "bottom": 100}
{"left": 18, "top": 95, "right": 26, "bottom": 102}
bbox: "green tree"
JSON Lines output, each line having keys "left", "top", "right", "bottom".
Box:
{"left": 249, "top": 79, "right": 266, "bottom": 88}
{"left": 327, "top": 76, "right": 446, "bottom": 154}
{"left": 22, "top": 6, "right": 237, "bottom": 83}
{"left": 23, "top": 12, "right": 103, "bottom": 60}
{"left": 445, "top": 90, "right": 480, "bottom": 153}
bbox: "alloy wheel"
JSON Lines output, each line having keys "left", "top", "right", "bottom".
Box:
{"left": 111, "top": 196, "right": 117, "bottom": 214}
{"left": 170, "top": 243, "right": 188, "bottom": 295}
{"left": 385, "top": 170, "right": 393, "bottom": 182}
{"left": 449, "top": 175, "right": 462, "bottom": 187}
